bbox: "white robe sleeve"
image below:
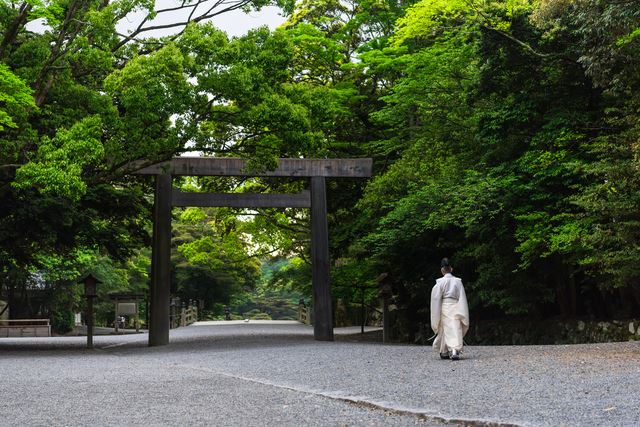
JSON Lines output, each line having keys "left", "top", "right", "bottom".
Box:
{"left": 430, "top": 283, "right": 442, "bottom": 334}
{"left": 457, "top": 281, "right": 470, "bottom": 336}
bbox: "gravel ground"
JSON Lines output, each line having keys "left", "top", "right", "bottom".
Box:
{"left": 1, "top": 321, "right": 638, "bottom": 427}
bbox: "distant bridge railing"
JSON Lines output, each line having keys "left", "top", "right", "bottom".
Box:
{"left": 0, "top": 319, "right": 51, "bottom": 337}
{"left": 170, "top": 299, "right": 198, "bottom": 329}
{"left": 298, "top": 303, "right": 310, "bottom": 325}
{"left": 181, "top": 306, "right": 198, "bottom": 327}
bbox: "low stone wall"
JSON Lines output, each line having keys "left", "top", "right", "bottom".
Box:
{"left": 466, "top": 318, "right": 640, "bottom": 345}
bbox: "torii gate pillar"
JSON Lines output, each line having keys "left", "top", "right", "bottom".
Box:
{"left": 311, "top": 176, "right": 333, "bottom": 341}
{"left": 149, "top": 173, "right": 172, "bottom": 346}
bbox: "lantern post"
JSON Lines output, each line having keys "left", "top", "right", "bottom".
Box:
{"left": 80, "top": 274, "right": 101, "bottom": 349}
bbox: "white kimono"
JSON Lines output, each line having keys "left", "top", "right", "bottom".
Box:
{"left": 430, "top": 273, "right": 469, "bottom": 353}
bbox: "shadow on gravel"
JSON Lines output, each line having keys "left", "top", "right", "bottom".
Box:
{"left": 334, "top": 329, "right": 383, "bottom": 343}
{"left": 0, "top": 341, "right": 122, "bottom": 354}
{"left": 124, "top": 333, "right": 319, "bottom": 355}
{"left": 0, "top": 324, "right": 392, "bottom": 356}
{"left": 0, "top": 330, "right": 316, "bottom": 356}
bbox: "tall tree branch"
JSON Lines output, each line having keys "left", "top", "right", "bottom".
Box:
{"left": 111, "top": 0, "right": 255, "bottom": 52}
{"left": 0, "top": 3, "right": 32, "bottom": 59}
{"left": 34, "top": 0, "right": 94, "bottom": 106}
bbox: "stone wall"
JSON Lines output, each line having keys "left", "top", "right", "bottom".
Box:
{"left": 465, "top": 318, "right": 640, "bottom": 345}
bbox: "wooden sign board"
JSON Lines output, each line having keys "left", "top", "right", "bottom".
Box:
{"left": 117, "top": 303, "right": 137, "bottom": 315}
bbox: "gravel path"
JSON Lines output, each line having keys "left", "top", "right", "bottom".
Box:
{"left": 1, "top": 321, "right": 638, "bottom": 426}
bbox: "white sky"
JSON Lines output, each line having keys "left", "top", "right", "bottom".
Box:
{"left": 26, "top": 1, "right": 287, "bottom": 39}
{"left": 117, "top": 1, "right": 288, "bottom": 39}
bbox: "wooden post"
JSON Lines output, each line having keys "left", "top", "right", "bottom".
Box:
{"left": 382, "top": 297, "right": 390, "bottom": 343}
{"left": 377, "top": 273, "right": 392, "bottom": 343}
{"left": 86, "top": 297, "right": 94, "bottom": 349}
{"left": 169, "top": 299, "right": 176, "bottom": 329}
{"left": 310, "top": 176, "right": 333, "bottom": 341}
{"left": 361, "top": 287, "right": 365, "bottom": 335}
{"left": 149, "top": 173, "right": 172, "bottom": 346}
{"left": 114, "top": 297, "right": 119, "bottom": 334}
{"left": 135, "top": 300, "right": 140, "bottom": 333}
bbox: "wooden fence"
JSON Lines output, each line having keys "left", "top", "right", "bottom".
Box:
{"left": 170, "top": 300, "right": 198, "bottom": 329}
{"left": 180, "top": 306, "right": 198, "bottom": 327}
{"left": 298, "top": 305, "right": 310, "bottom": 325}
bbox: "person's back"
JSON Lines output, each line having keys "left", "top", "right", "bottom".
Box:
{"left": 430, "top": 258, "right": 469, "bottom": 360}
{"left": 435, "top": 274, "right": 463, "bottom": 300}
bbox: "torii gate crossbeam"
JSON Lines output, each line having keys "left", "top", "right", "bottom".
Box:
{"left": 134, "top": 157, "right": 372, "bottom": 346}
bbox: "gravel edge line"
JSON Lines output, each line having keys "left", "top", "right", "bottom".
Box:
{"left": 165, "top": 362, "right": 524, "bottom": 427}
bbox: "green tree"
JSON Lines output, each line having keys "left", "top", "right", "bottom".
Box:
{"left": 345, "top": 0, "right": 640, "bottom": 336}
{"left": 0, "top": 0, "right": 304, "bottom": 320}
{"left": 172, "top": 205, "right": 262, "bottom": 314}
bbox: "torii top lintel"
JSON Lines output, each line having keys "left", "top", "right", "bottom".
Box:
{"left": 132, "top": 157, "right": 373, "bottom": 178}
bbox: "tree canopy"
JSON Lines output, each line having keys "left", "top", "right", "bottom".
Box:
{"left": 1, "top": 0, "right": 639, "bottom": 336}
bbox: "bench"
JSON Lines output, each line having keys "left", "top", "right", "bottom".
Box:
{"left": 0, "top": 319, "right": 51, "bottom": 337}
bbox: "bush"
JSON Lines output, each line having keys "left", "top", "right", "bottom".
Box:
{"left": 251, "top": 312, "right": 272, "bottom": 320}
{"left": 242, "top": 308, "right": 272, "bottom": 320}
{"left": 51, "top": 309, "right": 75, "bottom": 334}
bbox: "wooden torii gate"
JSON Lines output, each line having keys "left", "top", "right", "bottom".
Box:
{"left": 134, "top": 157, "right": 373, "bottom": 346}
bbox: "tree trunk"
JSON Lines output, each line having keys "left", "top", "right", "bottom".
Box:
{"left": 569, "top": 268, "right": 577, "bottom": 317}
{"left": 0, "top": 3, "right": 32, "bottom": 59}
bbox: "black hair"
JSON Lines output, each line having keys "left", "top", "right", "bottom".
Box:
{"left": 441, "top": 258, "right": 452, "bottom": 269}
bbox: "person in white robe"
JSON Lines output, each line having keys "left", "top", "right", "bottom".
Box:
{"left": 430, "top": 258, "right": 469, "bottom": 360}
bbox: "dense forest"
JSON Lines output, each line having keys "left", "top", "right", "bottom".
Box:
{"left": 1, "top": 0, "right": 639, "bottom": 337}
